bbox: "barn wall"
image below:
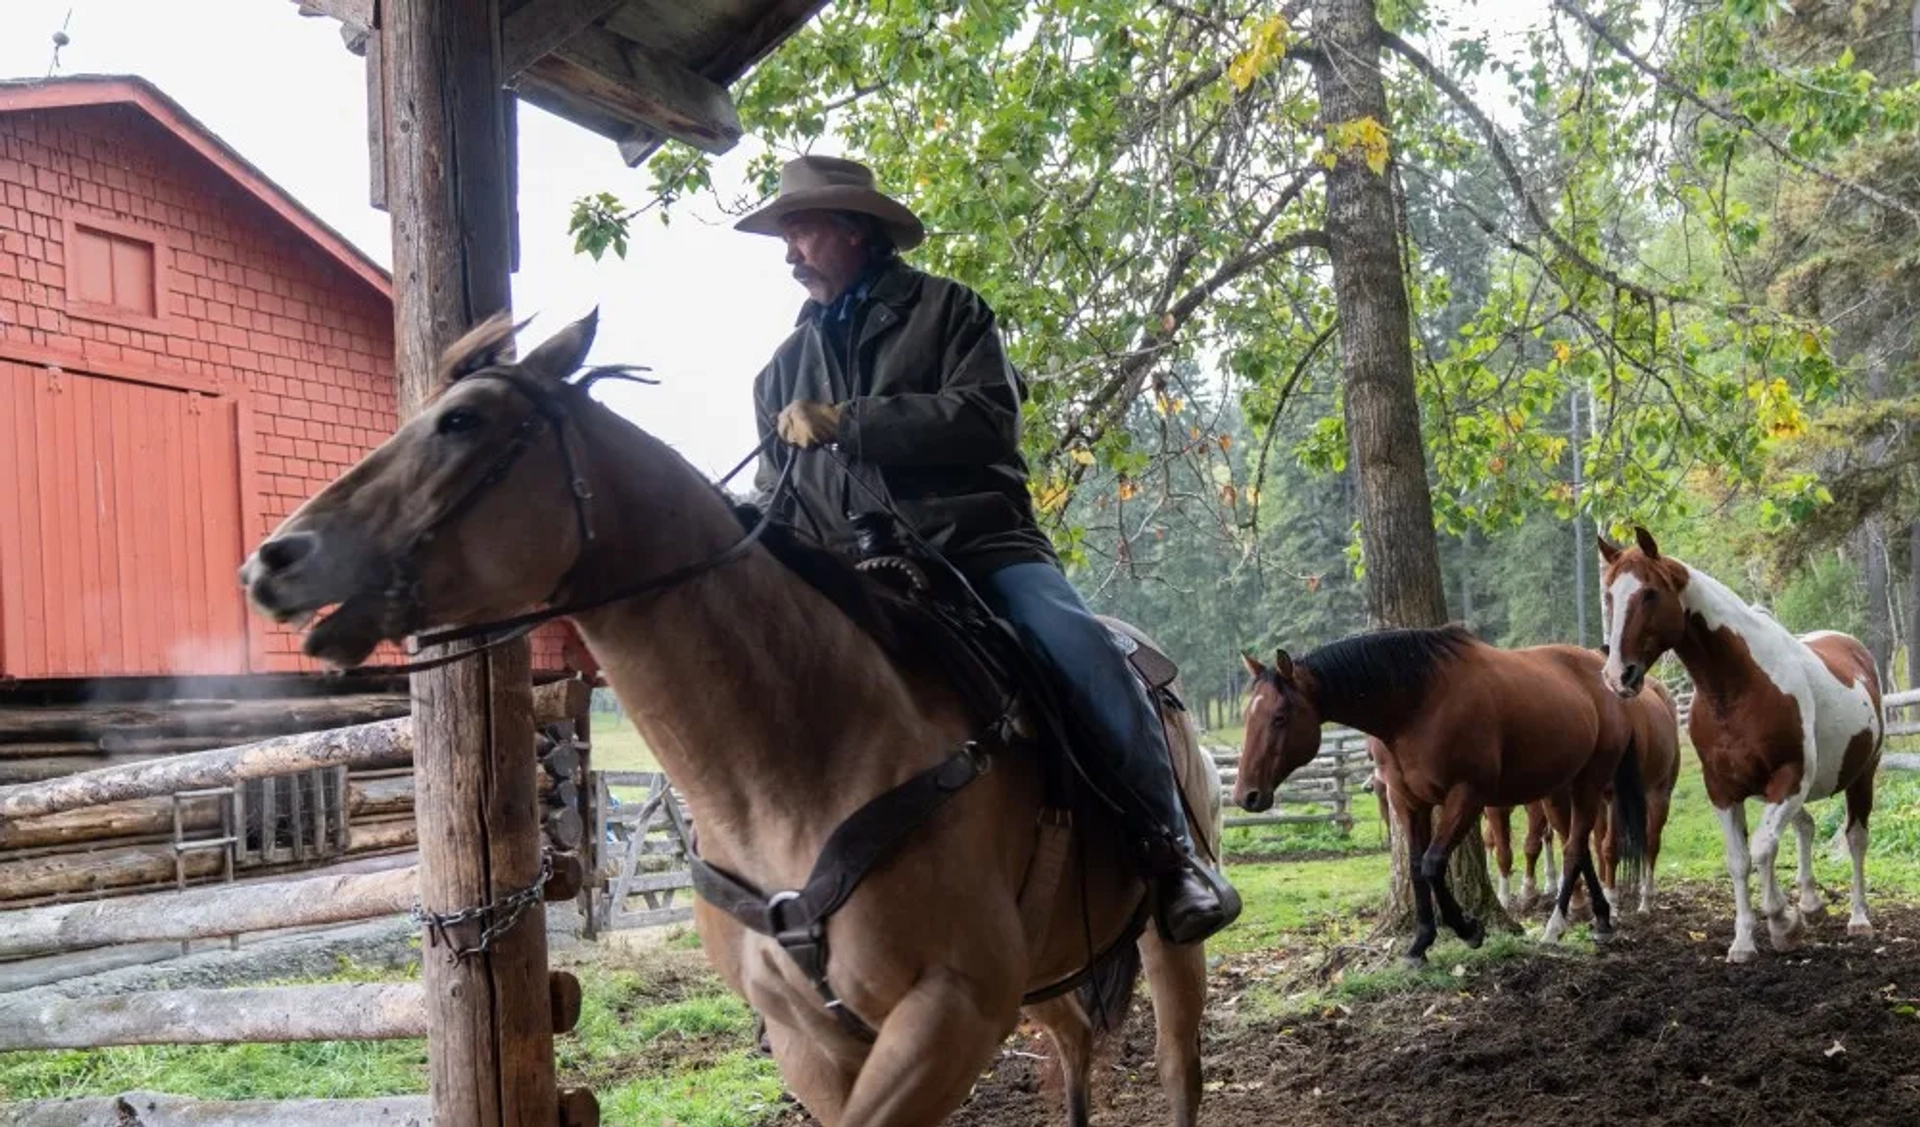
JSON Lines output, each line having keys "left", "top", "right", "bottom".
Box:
{"left": 0, "top": 102, "right": 566, "bottom": 677}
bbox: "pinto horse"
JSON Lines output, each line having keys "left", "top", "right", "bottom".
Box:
{"left": 238, "top": 312, "right": 1221, "bottom": 1127}
{"left": 1599, "top": 528, "right": 1883, "bottom": 963}
{"left": 1236, "top": 628, "right": 1648, "bottom": 963}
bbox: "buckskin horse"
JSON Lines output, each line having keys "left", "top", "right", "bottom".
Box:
{"left": 1599, "top": 528, "right": 1883, "bottom": 963}
{"left": 1235, "top": 628, "right": 1647, "bottom": 964}
{"left": 239, "top": 312, "right": 1219, "bottom": 1127}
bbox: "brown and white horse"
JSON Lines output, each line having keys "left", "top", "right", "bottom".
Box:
{"left": 1599, "top": 528, "right": 1883, "bottom": 963}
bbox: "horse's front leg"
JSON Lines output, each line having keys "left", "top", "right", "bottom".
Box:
{"left": 1546, "top": 794, "right": 1602, "bottom": 943}
{"left": 1401, "top": 798, "right": 1441, "bottom": 967}
{"left": 835, "top": 965, "right": 1020, "bottom": 1126}
{"left": 1139, "top": 929, "right": 1207, "bottom": 1127}
{"left": 1422, "top": 786, "right": 1488, "bottom": 950}
{"left": 1753, "top": 789, "right": 1810, "bottom": 952}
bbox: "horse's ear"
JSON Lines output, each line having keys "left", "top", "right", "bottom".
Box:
{"left": 1273, "top": 648, "right": 1295, "bottom": 680}
{"left": 520, "top": 308, "right": 599, "bottom": 382}
{"left": 1633, "top": 525, "right": 1661, "bottom": 560}
{"left": 1597, "top": 534, "right": 1622, "bottom": 565}
{"left": 1241, "top": 650, "right": 1266, "bottom": 677}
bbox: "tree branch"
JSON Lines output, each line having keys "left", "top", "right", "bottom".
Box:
{"left": 1552, "top": 0, "right": 1920, "bottom": 228}
{"left": 1378, "top": 28, "right": 1687, "bottom": 306}
{"left": 1248, "top": 319, "right": 1339, "bottom": 536}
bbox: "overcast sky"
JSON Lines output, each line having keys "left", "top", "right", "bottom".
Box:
{"left": 1, "top": 0, "right": 1539, "bottom": 480}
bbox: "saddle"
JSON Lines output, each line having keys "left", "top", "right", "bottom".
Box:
{"left": 686, "top": 507, "right": 1185, "bottom": 1040}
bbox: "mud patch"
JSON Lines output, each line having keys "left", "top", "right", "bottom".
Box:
{"left": 775, "top": 883, "right": 1920, "bottom": 1125}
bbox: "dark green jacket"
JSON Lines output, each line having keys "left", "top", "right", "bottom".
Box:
{"left": 751, "top": 261, "right": 1057, "bottom": 577}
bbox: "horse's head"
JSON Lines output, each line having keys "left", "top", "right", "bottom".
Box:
{"left": 1233, "top": 648, "right": 1322, "bottom": 812}
{"left": 241, "top": 311, "right": 603, "bottom": 668}
{"left": 1597, "top": 526, "right": 1689, "bottom": 699}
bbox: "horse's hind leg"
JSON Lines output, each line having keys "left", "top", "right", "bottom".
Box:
{"left": 1485, "top": 807, "right": 1514, "bottom": 909}
{"left": 1845, "top": 772, "right": 1875, "bottom": 937}
{"left": 1027, "top": 995, "right": 1094, "bottom": 1127}
{"left": 1422, "top": 788, "right": 1488, "bottom": 950}
{"left": 1521, "top": 804, "right": 1549, "bottom": 907}
{"left": 1640, "top": 789, "right": 1670, "bottom": 915}
{"left": 1140, "top": 930, "right": 1207, "bottom": 1127}
{"left": 1792, "top": 806, "right": 1824, "bottom": 919}
{"left": 1596, "top": 797, "right": 1618, "bottom": 905}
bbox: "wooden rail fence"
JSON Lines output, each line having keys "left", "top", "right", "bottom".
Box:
{"left": 0, "top": 678, "right": 595, "bottom": 1123}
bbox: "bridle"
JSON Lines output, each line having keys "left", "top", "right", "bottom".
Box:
{"left": 343, "top": 365, "right": 789, "bottom": 676}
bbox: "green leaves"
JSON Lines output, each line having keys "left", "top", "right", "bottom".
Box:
{"left": 566, "top": 193, "right": 636, "bottom": 262}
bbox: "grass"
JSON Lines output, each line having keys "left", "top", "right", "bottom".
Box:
{"left": 592, "top": 712, "right": 658, "bottom": 773}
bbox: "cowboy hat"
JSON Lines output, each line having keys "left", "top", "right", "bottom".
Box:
{"left": 734, "top": 154, "right": 926, "bottom": 251}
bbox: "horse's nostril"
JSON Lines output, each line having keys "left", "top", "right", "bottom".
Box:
{"left": 258, "top": 532, "right": 317, "bottom": 573}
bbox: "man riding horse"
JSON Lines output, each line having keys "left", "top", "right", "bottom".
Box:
{"left": 738, "top": 154, "right": 1240, "bottom": 945}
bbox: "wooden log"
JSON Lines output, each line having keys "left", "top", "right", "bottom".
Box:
{"left": 0, "top": 755, "right": 161, "bottom": 786}
{"left": 0, "top": 817, "right": 416, "bottom": 902}
{"left": 0, "top": 740, "right": 103, "bottom": 759}
{"left": 544, "top": 806, "right": 584, "bottom": 851}
{"left": 0, "top": 774, "right": 416, "bottom": 851}
{"left": 0, "top": 866, "right": 418, "bottom": 957}
{"left": 0, "top": 1091, "right": 430, "bottom": 1127}
{"left": 0, "top": 695, "right": 410, "bottom": 745}
{"left": 0, "top": 983, "right": 428, "bottom": 1050}
{"left": 544, "top": 850, "right": 584, "bottom": 902}
{"left": 384, "top": 4, "right": 556, "bottom": 1124}
{"left": 0, "top": 685, "right": 578, "bottom": 821}
{"left": 539, "top": 740, "right": 582, "bottom": 781}
{"left": 557, "top": 1088, "right": 600, "bottom": 1127}
{"left": 549, "top": 970, "right": 583, "bottom": 1035}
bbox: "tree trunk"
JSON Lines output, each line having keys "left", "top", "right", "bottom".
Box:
{"left": 1865, "top": 356, "right": 1895, "bottom": 682}
{"left": 1313, "top": 0, "right": 1509, "bottom": 939}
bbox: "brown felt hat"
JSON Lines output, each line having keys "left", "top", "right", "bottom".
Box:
{"left": 733, "top": 154, "right": 926, "bottom": 251}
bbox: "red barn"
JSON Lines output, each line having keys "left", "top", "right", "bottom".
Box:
{"left": 0, "top": 75, "right": 567, "bottom": 687}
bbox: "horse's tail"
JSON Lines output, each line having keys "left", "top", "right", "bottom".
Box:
{"left": 1075, "top": 934, "right": 1142, "bottom": 1043}
{"left": 1610, "top": 732, "right": 1649, "bottom": 899}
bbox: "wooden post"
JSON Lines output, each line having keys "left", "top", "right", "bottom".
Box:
{"left": 381, "top": 2, "right": 556, "bottom": 1124}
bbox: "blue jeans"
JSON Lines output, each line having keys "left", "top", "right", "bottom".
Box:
{"left": 978, "top": 562, "right": 1191, "bottom": 847}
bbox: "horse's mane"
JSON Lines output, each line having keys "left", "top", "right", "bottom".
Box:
{"left": 1299, "top": 624, "right": 1478, "bottom": 719}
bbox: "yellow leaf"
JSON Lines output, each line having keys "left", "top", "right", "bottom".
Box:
{"left": 1220, "top": 482, "right": 1238, "bottom": 506}
{"left": 1799, "top": 329, "right": 1820, "bottom": 358}
{"left": 1118, "top": 478, "right": 1140, "bottom": 502}
{"left": 1553, "top": 340, "right": 1572, "bottom": 363}
{"left": 1070, "top": 448, "right": 1096, "bottom": 466}
{"left": 1218, "top": 433, "right": 1233, "bottom": 451}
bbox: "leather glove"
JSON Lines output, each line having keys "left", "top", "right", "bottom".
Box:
{"left": 777, "top": 400, "right": 844, "bottom": 449}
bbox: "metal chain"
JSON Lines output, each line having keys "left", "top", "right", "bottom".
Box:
{"left": 412, "top": 850, "right": 553, "bottom": 963}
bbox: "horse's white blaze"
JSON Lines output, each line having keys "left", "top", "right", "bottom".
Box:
{"left": 1602, "top": 572, "right": 1643, "bottom": 687}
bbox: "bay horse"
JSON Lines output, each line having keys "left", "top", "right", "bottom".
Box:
{"left": 238, "top": 312, "right": 1219, "bottom": 1126}
{"left": 1598, "top": 676, "right": 1681, "bottom": 914}
{"left": 1483, "top": 801, "right": 1558, "bottom": 910}
{"left": 1236, "top": 628, "right": 1647, "bottom": 963}
{"left": 1599, "top": 528, "right": 1883, "bottom": 962}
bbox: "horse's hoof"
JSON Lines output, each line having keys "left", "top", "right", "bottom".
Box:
{"left": 1848, "top": 920, "right": 1875, "bottom": 938}
{"left": 1592, "top": 923, "right": 1615, "bottom": 944}
{"left": 1461, "top": 918, "right": 1486, "bottom": 949}
{"left": 1727, "top": 944, "right": 1758, "bottom": 965}
{"left": 1768, "top": 912, "right": 1806, "bottom": 952}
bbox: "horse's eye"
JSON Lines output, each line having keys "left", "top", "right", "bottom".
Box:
{"left": 438, "top": 408, "right": 483, "bottom": 436}
{"left": 1643, "top": 590, "right": 1658, "bottom": 605}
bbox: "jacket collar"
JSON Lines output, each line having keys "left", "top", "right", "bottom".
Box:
{"left": 792, "top": 259, "right": 921, "bottom": 327}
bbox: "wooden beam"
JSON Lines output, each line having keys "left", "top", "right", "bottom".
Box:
{"left": 0, "top": 866, "right": 417, "bottom": 957}
{"left": 0, "top": 983, "right": 427, "bottom": 1050}
{"left": 0, "top": 1091, "right": 430, "bottom": 1127}
{"left": 382, "top": 3, "right": 556, "bottom": 1126}
{"left": 0, "top": 681, "right": 577, "bottom": 822}
{"left": 367, "top": 30, "right": 388, "bottom": 210}
{"left": 502, "top": 0, "right": 628, "bottom": 76}
{"left": 517, "top": 27, "right": 742, "bottom": 154}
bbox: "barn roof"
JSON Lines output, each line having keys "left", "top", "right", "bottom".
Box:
{"left": 0, "top": 75, "right": 392, "bottom": 299}
{"left": 295, "top": 0, "right": 827, "bottom": 165}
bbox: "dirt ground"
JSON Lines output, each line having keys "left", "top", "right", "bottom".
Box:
{"left": 776, "top": 882, "right": 1920, "bottom": 1126}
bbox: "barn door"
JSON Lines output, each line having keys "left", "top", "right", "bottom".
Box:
{"left": 0, "top": 361, "right": 250, "bottom": 678}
